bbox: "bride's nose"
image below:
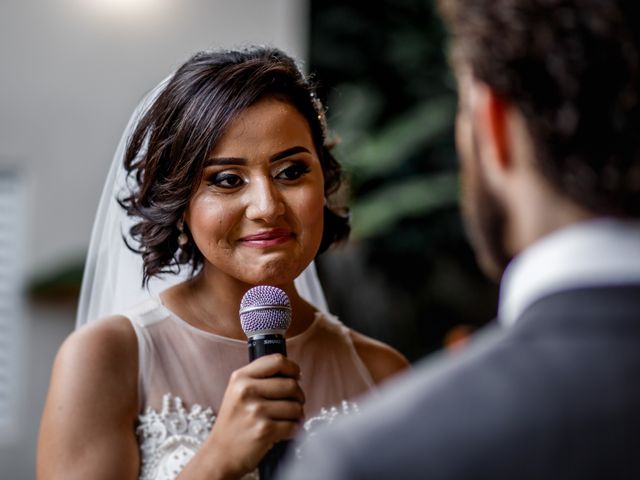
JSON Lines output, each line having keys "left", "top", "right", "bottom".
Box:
{"left": 244, "top": 178, "right": 286, "bottom": 222}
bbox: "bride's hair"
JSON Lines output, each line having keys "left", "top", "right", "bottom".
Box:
{"left": 119, "top": 46, "right": 349, "bottom": 286}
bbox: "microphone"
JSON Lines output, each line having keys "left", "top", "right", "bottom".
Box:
{"left": 239, "top": 285, "right": 292, "bottom": 480}
{"left": 240, "top": 285, "right": 291, "bottom": 360}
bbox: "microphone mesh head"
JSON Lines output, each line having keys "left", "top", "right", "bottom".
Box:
{"left": 240, "top": 285, "right": 291, "bottom": 336}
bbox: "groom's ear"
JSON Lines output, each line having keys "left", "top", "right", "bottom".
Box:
{"left": 468, "top": 80, "right": 512, "bottom": 179}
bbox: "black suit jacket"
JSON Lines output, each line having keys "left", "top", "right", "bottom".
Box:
{"left": 280, "top": 285, "right": 640, "bottom": 479}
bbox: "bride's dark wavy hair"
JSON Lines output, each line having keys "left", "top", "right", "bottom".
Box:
{"left": 120, "top": 47, "right": 349, "bottom": 286}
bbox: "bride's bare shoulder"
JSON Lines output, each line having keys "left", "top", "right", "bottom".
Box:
{"left": 53, "top": 315, "right": 138, "bottom": 392}
{"left": 65, "top": 315, "right": 137, "bottom": 361}
{"left": 348, "top": 329, "right": 411, "bottom": 385}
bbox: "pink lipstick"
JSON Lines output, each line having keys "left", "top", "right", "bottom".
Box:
{"left": 240, "top": 228, "right": 293, "bottom": 247}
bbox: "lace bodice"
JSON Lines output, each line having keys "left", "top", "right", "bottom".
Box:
{"left": 124, "top": 298, "right": 374, "bottom": 480}
{"left": 137, "top": 393, "right": 360, "bottom": 480}
{"left": 137, "top": 395, "right": 217, "bottom": 480}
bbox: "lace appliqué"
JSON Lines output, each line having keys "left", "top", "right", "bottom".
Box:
{"left": 137, "top": 394, "right": 216, "bottom": 480}
{"left": 136, "top": 394, "right": 358, "bottom": 479}
{"left": 296, "top": 400, "right": 360, "bottom": 459}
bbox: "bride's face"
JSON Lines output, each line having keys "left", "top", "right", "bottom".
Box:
{"left": 185, "top": 96, "right": 325, "bottom": 287}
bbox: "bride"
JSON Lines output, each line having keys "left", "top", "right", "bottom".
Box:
{"left": 37, "top": 46, "right": 408, "bottom": 480}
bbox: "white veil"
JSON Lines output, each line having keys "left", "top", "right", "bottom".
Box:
{"left": 76, "top": 76, "right": 329, "bottom": 328}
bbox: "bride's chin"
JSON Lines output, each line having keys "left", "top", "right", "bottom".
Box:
{"left": 241, "top": 262, "right": 307, "bottom": 287}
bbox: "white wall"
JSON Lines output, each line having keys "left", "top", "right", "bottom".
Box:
{"left": 0, "top": 1, "right": 309, "bottom": 476}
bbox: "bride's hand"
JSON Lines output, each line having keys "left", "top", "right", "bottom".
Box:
{"left": 180, "top": 354, "right": 305, "bottom": 480}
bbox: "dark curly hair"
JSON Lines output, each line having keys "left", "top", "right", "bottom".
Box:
{"left": 438, "top": 0, "right": 640, "bottom": 217}
{"left": 120, "top": 47, "right": 349, "bottom": 285}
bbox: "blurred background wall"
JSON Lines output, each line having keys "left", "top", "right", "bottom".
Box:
{"left": 0, "top": 0, "right": 501, "bottom": 477}
{"left": 0, "top": 1, "right": 308, "bottom": 477}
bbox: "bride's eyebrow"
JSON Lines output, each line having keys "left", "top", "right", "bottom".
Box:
{"left": 204, "top": 157, "right": 245, "bottom": 167}
{"left": 270, "top": 146, "right": 311, "bottom": 161}
{"left": 205, "top": 146, "right": 312, "bottom": 167}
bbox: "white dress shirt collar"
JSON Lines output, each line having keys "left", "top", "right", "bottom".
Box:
{"left": 499, "top": 217, "right": 640, "bottom": 326}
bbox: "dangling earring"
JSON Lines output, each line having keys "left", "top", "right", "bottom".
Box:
{"left": 177, "top": 218, "right": 188, "bottom": 247}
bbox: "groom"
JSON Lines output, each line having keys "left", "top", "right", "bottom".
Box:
{"left": 280, "top": 0, "right": 640, "bottom": 478}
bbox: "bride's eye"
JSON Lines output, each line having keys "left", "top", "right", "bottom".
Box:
{"left": 207, "top": 172, "right": 244, "bottom": 189}
{"left": 275, "top": 162, "right": 311, "bottom": 181}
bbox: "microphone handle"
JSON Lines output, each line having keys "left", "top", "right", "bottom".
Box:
{"left": 247, "top": 333, "right": 290, "bottom": 479}
{"left": 258, "top": 440, "right": 292, "bottom": 480}
{"left": 247, "top": 333, "right": 287, "bottom": 361}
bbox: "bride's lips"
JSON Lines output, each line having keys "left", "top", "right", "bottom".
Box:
{"left": 239, "top": 228, "right": 294, "bottom": 247}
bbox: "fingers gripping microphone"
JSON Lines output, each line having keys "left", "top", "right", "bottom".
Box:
{"left": 240, "top": 286, "right": 292, "bottom": 480}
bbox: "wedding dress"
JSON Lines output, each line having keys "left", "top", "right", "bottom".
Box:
{"left": 128, "top": 298, "right": 373, "bottom": 480}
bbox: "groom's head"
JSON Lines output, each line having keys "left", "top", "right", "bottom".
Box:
{"left": 438, "top": 0, "right": 640, "bottom": 280}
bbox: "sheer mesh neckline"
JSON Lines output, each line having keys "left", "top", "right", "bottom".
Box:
{"left": 154, "top": 297, "right": 325, "bottom": 346}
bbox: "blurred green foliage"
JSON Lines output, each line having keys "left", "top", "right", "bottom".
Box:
{"left": 310, "top": 0, "right": 499, "bottom": 361}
